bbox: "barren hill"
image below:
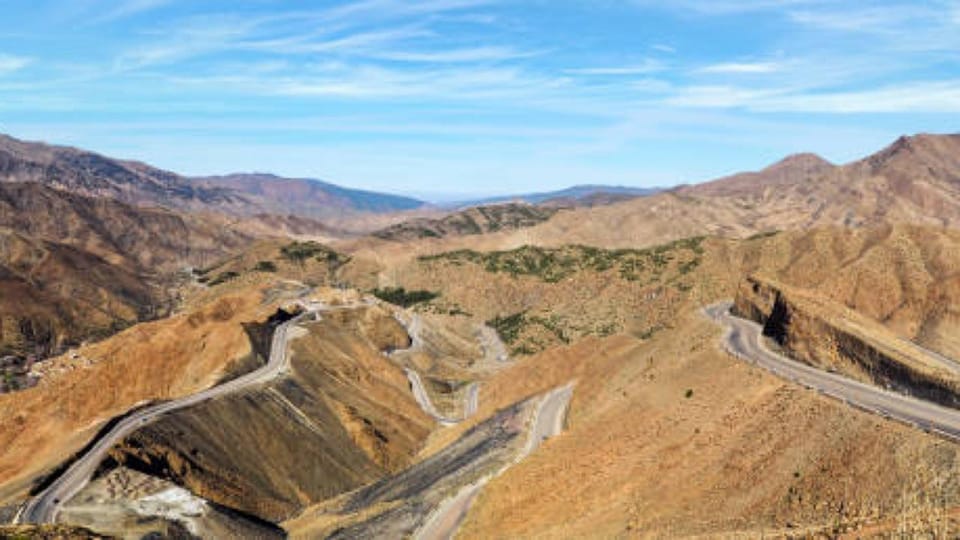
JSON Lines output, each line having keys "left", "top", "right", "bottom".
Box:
{"left": 0, "top": 134, "right": 249, "bottom": 213}
{"left": 195, "top": 173, "right": 426, "bottom": 222}
{"left": 372, "top": 203, "right": 558, "bottom": 242}
{"left": 469, "top": 133, "right": 960, "bottom": 250}
{"left": 0, "top": 134, "right": 428, "bottom": 227}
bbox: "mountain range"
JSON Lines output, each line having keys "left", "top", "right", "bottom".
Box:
{"left": 3, "top": 130, "right": 960, "bottom": 538}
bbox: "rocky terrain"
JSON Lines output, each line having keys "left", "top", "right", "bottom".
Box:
{"left": 372, "top": 203, "right": 558, "bottom": 242}
{"left": 3, "top": 132, "right": 960, "bottom": 538}
{"left": 736, "top": 275, "right": 960, "bottom": 409}
{"left": 195, "top": 173, "right": 426, "bottom": 223}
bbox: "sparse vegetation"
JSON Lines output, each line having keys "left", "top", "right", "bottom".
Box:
{"left": 280, "top": 241, "right": 349, "bottom": 268}
{"left": 487, "top": 312, "right": 526, "bottom": 344}
{"left": 208, "top": 271, "right": 240, "bottom": 286}
{"left": 747, "top": 230, "right": 781, "bottom": 241}
{"left": 685, "top": 389, "right": 694, "bottom": 399}
{"left": 253, "top": 260, "right": 278, "bottom": 272}
{"left": 372, "top": 287, "right": 439, "bottom": 307}
{"left": 419, "top": 236, "right": 706, "bottom": 284}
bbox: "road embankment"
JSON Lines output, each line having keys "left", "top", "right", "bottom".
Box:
{"left": 735, "top": 276, "right": 960, "bottom": 410}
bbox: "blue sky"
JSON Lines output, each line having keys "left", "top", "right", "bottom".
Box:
{"left": 0, "top": 0, "right": 958, "bottom": 199}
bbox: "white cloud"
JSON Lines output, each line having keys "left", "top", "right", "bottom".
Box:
{"left": 372, "top": 46, "right": 538, "bottom": 63}
{"left": 663, "top": 80, "right": 960, "bottom": 113}
{"left": 756, "top": 81, "right": 960, "bottom": 113}
{"left": 0, "top": 54, "right": 30, "bottom": 75}
{"left": 698, "top": 61, "right": 782, "bottom": 74}
{"left": 565, "top": 60, "right": 665, "bottom": 76}
{"left": 93, "top": 0, "right": 173, "bottom": 23}
{"left": 631, "top": 0, "right": 831, "bottom": 15}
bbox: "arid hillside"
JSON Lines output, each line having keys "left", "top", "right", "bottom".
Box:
{"left": 99, "top": 305, "right": 431, "bottom": 523}
{"left": 372, "top": 203, "right": 558, "bottom": 242}
{"left": 0, "top": 182, "right": 260, "bottom": 372}
{"left": 0, "top": 282, "right": 302, "bottom": 507}
{"left": 288, "top": 225, "right": 960, "bottom": 537}
{"left": 733, "top": 225, "right": 960, "bottom": 358}
{"left": 0, "top": 230, "right": 156, "bottom": 363}
{"left": 195, "top": 173, "right": 427, "bottom": 223}
{"left": 353, "top": 133, "right": 960, "bottom": 254}
{"left": 0, "top": 134, "right": 249, "bottom": 213}
{"left": 0, "top": 182, "right": 251, "bottom": 271}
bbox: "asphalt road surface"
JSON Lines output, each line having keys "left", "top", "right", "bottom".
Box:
{"left": 17, "top": 299, "right": 355, "bottom": 524}
{"left": 706, "top": 301, "right": 960, "bottom": 441}
{"left": 415, "top": 383, "right": 574, "bottom": 540}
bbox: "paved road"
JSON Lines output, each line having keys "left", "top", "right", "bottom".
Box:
{"left": 17, "top": 299, "right": 358, "bottom": 524}
{"left": 392, "top": 311, "right": 483, "bottom": 426}
{"left": 463, "top": 383, "right": 480, "bottom": 419}
{"left": 706, "top": 301, "right": 960, "bottom": 441}
{"left": 405, "top": 369, "right": 460, "bottom": 427}
{"left": 415, "top": 383, "right": 574, "bottom": 540}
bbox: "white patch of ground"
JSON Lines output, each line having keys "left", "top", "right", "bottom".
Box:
{"left": 133, "top": 486, "right": 208, "bottom": 534}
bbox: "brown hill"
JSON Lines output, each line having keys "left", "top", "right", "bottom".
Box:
{"left": 0, "top": 134, "right": 427, "bottom": 229}
{"left": 195, "top": 173, "right": 426, "bottom": 224}
{"left": 686, "top": 152, "right": 835, "bottom": 197}
{"left": 371, "top": 204, "right": 558, "bottom": 242}
{"left": 679, "top": 133, "right": 960, "bottom": 229}
{"left": 0, "top": 135, "right": 249, "bottom": 213}
{"left": 0, "top": 182, "right": 251, "bottom": 270}
{"left": 0, "top": 230, "right": 157, "bottom": 363}
{"left": 411, "top": 133, "right": 960, "bottom": 252}
{"left": 0, "top": 182, "right": 259, "bottom": 370}
{"left": 293, "top": 225, "right": 960, "bottom": 537}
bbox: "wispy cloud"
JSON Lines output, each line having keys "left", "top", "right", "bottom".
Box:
{"left": 92, "top": 0, "right": 173, "bottom": 23}
{"left": 565, "top": 60, "right": 665, "bottom": 76}
{"left": 372, "top": 46, "right": 538, "bottom": 63}
{"left": 663, "top": 80, "right": 960, "bottom": 113}
{"left": 698, "top": 61, "right": 782, "bottom": 74}
{"left": 0, "top": 54, "right": 30, "bottom": 75}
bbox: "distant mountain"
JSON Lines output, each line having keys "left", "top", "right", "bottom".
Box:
{"left": 0, "top": 181, "right": 254, "bottom": 360}
{"left": 194, "top": 173, "right": 427, "bottom": 223}
{"left": 372, "top": 203, "right": 558, "bottom": 241}
{"left": 677, "top": 133, "right": 960, "bottom": 228}
{"left": 492, "top": 133, "right": 960, "bottom": 251}
{"left": 683, "top": 153, "right": 835, "bottom": 198}
{"left": 454, "top": 184, "right": 661, "bottom": 208}
{"left": 0, "top": 134, "right": 250, "bottom": 213}
{"left": 0, "top": 134, "right": 428, "bottom": 226}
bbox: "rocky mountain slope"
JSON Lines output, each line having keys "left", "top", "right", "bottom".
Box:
{"left": 0, "top": 134, "right": 426, "bottom": 225}
{"left": 195, "top": 173, "right": 426, "bottom": 221}
{"left": 372, "top": 203, "right": 558, "bottom": 242}
{"left": 101, "top": 305, "right": 430, "bottom": 523}
{"left": 405, "top": 133, "right": 960, "bottom": 252}
{"left": 0, "top": 135, "right": 248, "bottom": 213}
{"left": 0, "top": 182, "right": 258, "bottom": 369}
{"left": 457, "top": 184, "right": 660, "bottom": 208}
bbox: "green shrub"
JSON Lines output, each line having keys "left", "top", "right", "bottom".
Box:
{"left": 372, "top": 287, "right": 439, "bottom": 307}
{"left": 487, "top": 312, "right": 526, "bottom": 344}
{"left": 253, "top": 260, "right": 277, "bottom": 272}
{"left": 208, "top": 271, "right": 240, "bottom": 286}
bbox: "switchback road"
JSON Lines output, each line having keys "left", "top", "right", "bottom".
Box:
{"left": 18, "top": 299, "right": 367, "bottom": 524}
{"left": 415, "top": 383, "right": 574, "bottom": 540}
{"left": 706, "top": 301, "right": 960, "bottom": 442}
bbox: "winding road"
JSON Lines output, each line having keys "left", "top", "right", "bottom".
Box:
{"left": 391, "top": 310, "right": 483, "bottom": 426}
{"left": 415, "top": 383, "right": 575, "bottom": 540}
{"left": 706, "top": 301, "right": 960, "bottom": 441}
{"left": 17, "top": 299, "right": 346, "bottom": 524}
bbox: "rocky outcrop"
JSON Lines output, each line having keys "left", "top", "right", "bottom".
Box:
{"left": 735, "top": 275, "right": 960, "bottom": 409}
